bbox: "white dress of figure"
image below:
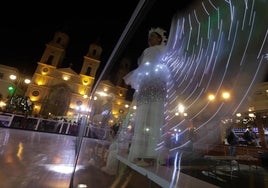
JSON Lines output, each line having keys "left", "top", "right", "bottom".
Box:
{"left": 124, "top": 44, "right": 169, "bottom": 162}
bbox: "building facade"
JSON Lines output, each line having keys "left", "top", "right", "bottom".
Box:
{"left": 248, "top": 82, "right": 268, "bottom": 112}
{"left": 24, "top": 31, "right": 131, "bottom": 123}
{"left": 0, "top": 65, "right": 33, "bottom": 98}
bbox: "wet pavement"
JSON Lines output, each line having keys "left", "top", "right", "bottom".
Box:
{"left": 1, "top": 127, "right": 268, "bottom": 188}
{"left": 0, "top": 128, "right": 115, "bottom": 188}
{"left": 0, "top": 127, "right": 163, "bottom": 188}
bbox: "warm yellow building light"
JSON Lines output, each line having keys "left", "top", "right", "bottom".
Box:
{"left": 236, "top": 113, "right": 242, "bottom": 117}
{"left": 248, "top": 107, "right": 254, "bottom": 112}
{"left": 9, "top": 74, "right": 17, "bottom": 80}
{"left": 24, "top": 79, "right": 31, "bottom": 84}
{"left": 0, "top": 101, "right": 6, "bottom": 108}
{"left": 248, "top": 113, "right": 255, "bottom": 118}
{"left": 30, "top": 96, "right": 39, "bottom": 102}
{"left": 208, "top": 94, "right": 215, "bottom": 101}
{"left": 37, "top": 78, "right": 45, "bottom": 85}
{"left": 62, "top": 75, "right": 70, "bottom": 81}
{"left": 222, "top": 92, "right": 230, "bottom": 99}
{"left": 178, "top": 104, "right": 185, "bottom": 113}
{"left": 96, "top": 91, "right": 108, "bottom": 97}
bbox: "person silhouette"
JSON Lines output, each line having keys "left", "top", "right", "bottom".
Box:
{"left": 226, "top": 124, "right": 239, "bottom": 156}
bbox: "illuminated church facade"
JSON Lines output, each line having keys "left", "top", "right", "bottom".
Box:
{"left": 25, "top": 31, "right": 131, "bottom": 122}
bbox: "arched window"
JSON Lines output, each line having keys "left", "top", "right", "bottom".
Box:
{"left": 47, "top": 55, "right": 54, "bottom": 65}
{"left": 56, "top": 37, "right": 62, "bottom": 44}
{"left": 86, "top": 67, "right": 91, "bottom": 76}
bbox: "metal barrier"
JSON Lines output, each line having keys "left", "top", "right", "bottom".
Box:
{"left": 0, "top": 113, "right": 113, "bottom": 140}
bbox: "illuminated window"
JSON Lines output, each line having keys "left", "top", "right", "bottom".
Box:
{"left": 62, "top": 75, "right": 70, "bottom": 81}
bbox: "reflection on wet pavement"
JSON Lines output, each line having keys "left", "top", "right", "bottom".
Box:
{"left": 1, "top": 127, "right": 268, "bottom": 188}
{"left": 0, "top": 128, "right": 115, "bottom": 188}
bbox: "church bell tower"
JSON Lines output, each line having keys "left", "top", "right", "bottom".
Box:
{"left": 40, "top": 32, "right": 69, "bottom": 68}
{"left": 80, "top": 42, "right": 102, "bottom": 77}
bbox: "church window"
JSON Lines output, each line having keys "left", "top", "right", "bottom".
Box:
{"left": 56, "top": 37, "right": 62, "bottom": 43}
{"left": 118, "top": 90, "right": 123, "bottom": 97}
{"left": 47, "top": 55, "right": 54, "bottom": 65}
{"left": 86, "top": 67, "right": 91, "bottom": 76}
{"left": 92, "top": 49, "right": 97, "bottom": 56}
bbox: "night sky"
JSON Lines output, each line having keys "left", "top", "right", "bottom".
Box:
{"left": 0, "top": 1, "right": 138, "bottom": 75}
{"left": 0, "top": 0, "right": 267, "bottom": 82}
{"left": 0, "top": 1, "right": 186, "bottom": 76}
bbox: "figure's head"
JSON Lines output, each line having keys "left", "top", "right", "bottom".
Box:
{"left": 148, "top": 27, "right": 167, "bottom": 46}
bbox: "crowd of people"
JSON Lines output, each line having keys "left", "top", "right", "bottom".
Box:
{"left": 226, "top": 123, "right": 261, "bottom": 156}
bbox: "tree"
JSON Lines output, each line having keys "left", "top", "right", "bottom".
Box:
{"left": 6, "top": 95, "right": 33, "bottom": 115}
